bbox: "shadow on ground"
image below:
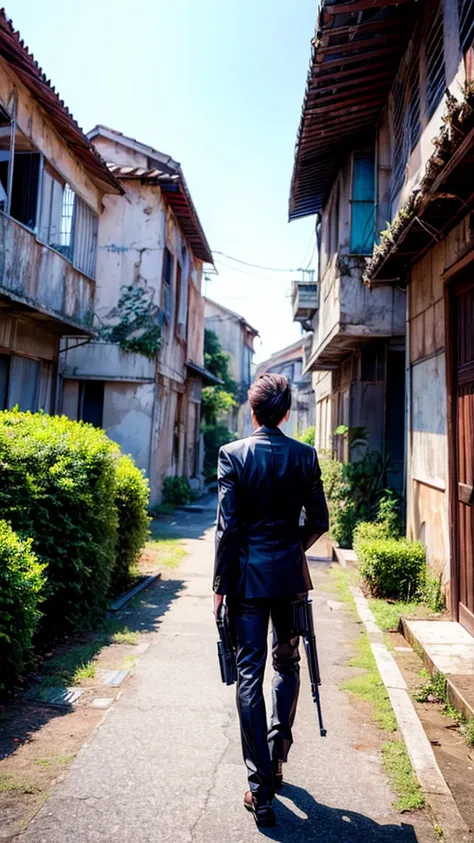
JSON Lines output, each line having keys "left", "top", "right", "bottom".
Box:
{"left": 262, "top": 782, "right": 421, "bottom": 842}
{"left": 0, "top": 575, "right": 185, "bottom": 762}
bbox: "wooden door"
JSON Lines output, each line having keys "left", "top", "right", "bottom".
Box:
{"left": 455, "top": 280, "right": 474, "bottom": 635}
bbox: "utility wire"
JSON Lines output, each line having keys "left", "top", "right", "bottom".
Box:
{"left": 212, "top": 250, "right": 300, "bottom": 273}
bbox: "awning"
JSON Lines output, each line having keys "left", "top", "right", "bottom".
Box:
{"left": 186, "top": 361, "right": 223, "bottom": 386}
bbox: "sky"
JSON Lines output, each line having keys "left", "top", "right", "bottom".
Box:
{"left": 10, "top": 0, "right": 318, "bottom": 362}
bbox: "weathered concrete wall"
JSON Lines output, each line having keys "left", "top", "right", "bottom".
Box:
{"left": 0, "top": 213, "right": 95, "bottom": 329}
{"left": 0, "top": 57, "right": 103, "bottom": 213}
{"left": 102, "top": 382, "right": 155, "bottom": 476}
{"left": 60, "top": 340, "right": 156, "bottom": 382}
{"left": 407, "top": 214, "right": 471, "bottom": 593}
{"left": 204, "top": 299, "right": 246, "bottom": 385}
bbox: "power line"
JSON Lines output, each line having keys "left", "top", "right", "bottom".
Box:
{"left": 212, "top": 250, "right": 299, "bottom": 273}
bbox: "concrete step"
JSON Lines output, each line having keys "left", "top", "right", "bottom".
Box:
{"left": 402, "top": 618, "right": 474, "bottom": 721}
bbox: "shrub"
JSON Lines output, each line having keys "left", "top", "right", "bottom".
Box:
{"left": 0, "top": 410, "right": 118, "bottom": 638}
{"left": 297, "top": 426, "right": 316, "bottom": 445}
{"left": 162, "top": 476, "right": 196, "bottom": 507}
{"left": 112, "top": 456, "right": 150, "bottom": 593}
{"left": 203, "top": 424, "right": 237, "bottom": 483}
{"left": 357, "top": 536, "right": 426, "bottom": 600}
{"left": 0, "top": 520, "right": 45, "bottom": 690}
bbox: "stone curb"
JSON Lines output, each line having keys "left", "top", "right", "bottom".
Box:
{"left": 109, "top": 573, "right": 161, "bottom": 612}
{"left": 349, "top": 585, "right": 472, "bottom": 843}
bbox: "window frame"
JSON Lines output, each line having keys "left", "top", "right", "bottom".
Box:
{"left": 349, "top": 150, "right": 376, "bottom": 256}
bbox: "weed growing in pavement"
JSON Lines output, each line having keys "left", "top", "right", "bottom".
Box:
{"left": 331, "top": 565, "right": 425, "bottom": 811}
{"left": 40, "top": 640, "right": 103, "bottom": 688}
{"left": 461, "top": 718, "right": 474, "bottom": 747}
{"left": 111, "top": 628, "right": 141, "bottom": 646}
{"left": 341, "top": 631, "right": 397, "bottom": 732}
{"left": 433, "top": 826, "right": 445, "bottom": 842}
{"left": 381, "top": 741, "right": 425, "bottom": 812}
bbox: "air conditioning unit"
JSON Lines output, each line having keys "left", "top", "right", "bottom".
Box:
{"left": 292, "top": 280, "right": 319, "bottom": 323}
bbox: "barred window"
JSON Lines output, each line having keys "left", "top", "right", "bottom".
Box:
{"left": 407, "top": 56, "right": 421, "bottom": 153}
{"left": 161, "top": 246, "right": 174, "bottom": 324}
{"left": 74, "top": 197, "right": 98, "bottom": 278}
{"left": 425, "top": 0, "right": 445, "bottom": 119}
{"left": 391, "top": 75, "right": 407, "bottom": 203}
{"left": 459, "top": 0, "right": 474, "bottom": 53}
{"left": 350, "top": 152, "right": 375, "bottom": 255}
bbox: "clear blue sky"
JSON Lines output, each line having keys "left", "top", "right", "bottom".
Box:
{"left": 10, "top": 0, "right": 318, "bottom": 362}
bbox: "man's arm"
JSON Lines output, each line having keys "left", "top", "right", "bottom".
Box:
{"left": 299, "top": 450, "right": 329, "bottom": 551}
{"left": 213, "top": 446, "right": 240, "bottom": 595}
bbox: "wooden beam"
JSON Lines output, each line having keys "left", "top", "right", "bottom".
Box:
{"left": 317, "top": 16, "right": 405, "bottom": 43}
{"left": 306, "top": 69, "right": 393, "bottom": 98}
{"left": 314, "top": 45, "right": 401, "bottom": 71}
{"left": 317, "top": 33, "right": 401, "bottom": 57}
{"left": 325, "top": 0, "right": 414, "bottom": 15}
{"left": 311, "top": 62, "right": 396, "bottom": 83}
{"left": 305, "top": 91, "right": 386, "bottom": 116}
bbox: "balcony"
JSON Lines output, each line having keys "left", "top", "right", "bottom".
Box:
{"left": 0, "top": 212, "right": 95, "bottom": 334}
{"left": 292, "top": 280, "right": 319, "bottom": 323}
{"left": 60, "top": 340, "right": 156, "bottom": 383}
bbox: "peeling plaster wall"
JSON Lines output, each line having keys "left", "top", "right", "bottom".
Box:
{"left": 102, "top": 382, "right": 155, "bottom": 476}
{"left": 407, "top": 215, "right": 471, "bottom": 597}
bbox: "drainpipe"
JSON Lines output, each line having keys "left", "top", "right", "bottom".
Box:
{"left": 403, "top": 282, "right": 411, "bottom": 538}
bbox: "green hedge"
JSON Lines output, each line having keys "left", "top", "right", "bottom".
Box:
{"left": 113, "top": 455, "right": 150, "bottom": 592}
{"left": 0, "top": 410, "right": 118, "bottom": 637}
{"left": 355, "top": 535, "right": 426, "bottom": 601}
{"left": 0, "top": 520, "right": 45, "bottom": 690}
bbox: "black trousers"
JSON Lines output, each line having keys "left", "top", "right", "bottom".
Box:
{"left": 228, "top": 596, "right": 302, "bottom": 802}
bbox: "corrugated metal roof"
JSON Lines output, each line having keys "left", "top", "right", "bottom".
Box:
{"left": 289, "top": 0, "right": 419, "bottom": 221}
{"left": 0, "top": 10, "right": 122, "bottom": 195}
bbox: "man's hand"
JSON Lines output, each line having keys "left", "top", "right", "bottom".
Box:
{"left": 213, "top": 592, "right": 224, "bottom": 617}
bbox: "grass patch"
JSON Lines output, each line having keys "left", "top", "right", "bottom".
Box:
{"left": 41, "top": 640, "right": 103, "bottom": 688}
{"left": 146, "top": 533, "right": 186, "bottom": 569}
{"left": 413, "top": 672, "right": 474, "bottom": 747}
{"left": 111, "top": 628, "right": 140, "bottom": 646}
{"left": 381, "top": 741, "right": 425, "bottom": 811}
{"left": 0, "top": 774, "right": 41, "bottom": 795}
{"left": 368, "top": 599, "right": 422, "bottom": 631}
{"left": 34, "top": 755, "right": 73, "bottom": 768}
{"left": 329, "top": 565, "right": 359, "bottom": 606}
{"left": 461, "top": 718, "right": 474, "bottom": 747}
{"left": 341, "top": 631, "right": 397, "bottom": 732}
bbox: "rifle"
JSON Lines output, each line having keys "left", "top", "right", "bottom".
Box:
{"left": 216, "top": 602, "right": 237, "bottom": 686}
{"left": 292, "top": 597, "right": 327, "bottom": 737}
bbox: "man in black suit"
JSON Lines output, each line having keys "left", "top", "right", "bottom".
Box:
{"left": 213, "top": 373, "right": 329, "bottom": 827}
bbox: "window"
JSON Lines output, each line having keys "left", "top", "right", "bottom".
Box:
{"left": 407, "top": 56, "right": 421, "bottom": 153}
{"left": 8, "top": 355, "right": 40, "bottom": 412}
{"left": 425, "top": 0, "right": 445, "bottom": 119}
{"left": 0, "top": 354, "right": 9, "bottom": 409}
{"left": 79, "top": 381, "right": 104, "bottom": 428}
{"left": 175, "top": 247, "right": 189, "bottom": 340}
{"left": 74, "top": 197, "right": 98, "bottom": 278}
{"left": 391, "top": 76, "right": 407, "bottom": 203}
{"left": 161, "top": 247, "right": 174, "bottom": 324}
{"left": 40, "top": 176, "right": 98, "bottom": 276}
{"left": 350, "top": 152, "right": 375, "bottom": 255}
{"left": 38, "top": 163, "right": 65, "bottom": 247}
{"left": 459, "top": 0, "right": 474, "bottom": 54}
{"left": 242, "top": 344, "right": 253, "bottom": 388}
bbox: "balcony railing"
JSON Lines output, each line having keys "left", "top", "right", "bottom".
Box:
{"left": 292, "top": 280, "right": 319, "bottom": 323}
{"left": 0, "top": 212, "right": 95, "bottom": 333}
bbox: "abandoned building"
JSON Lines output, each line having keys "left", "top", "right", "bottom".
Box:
{"left": 291, "top": 0, "right": 474, "bottom": 633}
{"left": 60, "top": 126, "right": 216, "bottom": 503}
{"left": 0, "top": 12, "right": 122, "bottom": 414}
{"left": 204, "top": 297, "right": 259, "bottom": 436}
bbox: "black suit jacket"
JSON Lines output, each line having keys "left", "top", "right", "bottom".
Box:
{"left": 213, "top": 426, "right": 329, "bottom": 598}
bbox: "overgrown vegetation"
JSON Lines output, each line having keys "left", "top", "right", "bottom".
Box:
{"left": 319, "top": 444, "right": 395, "bottom": 549}
{"left": 296, "top": 426, "right": 316, "bottom": 445}
{"left": 0, "top": 522, "right": 45, "bottom": 690}
{"left": 113, "top": 456, "right": 151, "bottom": 593}
{"left": 98, "top": 285, "right": 162, "bottom": 358}
{"left": 356, "top": 535, "right": 426, "bottom": 602}
{"left": 341, "top": 630, "right": 397, "bottom": 732}
{"left": 0, "top": 410, "right": 150, "bottom": 691}
{"left": 162, "top": 476, "right": 196, "bottom": 507}
{"left": 201, "top": 330, "right": 238, "bottom": 481}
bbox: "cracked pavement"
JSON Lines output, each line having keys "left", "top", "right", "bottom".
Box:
{"left": 20, "top": 499, "right": 436, "bottom": 842}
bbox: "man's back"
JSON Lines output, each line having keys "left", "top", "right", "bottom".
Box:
{"left": 214, "top": 425, "right": 328, "bottom": 598}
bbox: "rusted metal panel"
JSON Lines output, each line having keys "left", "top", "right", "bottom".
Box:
{"left": 0, "top": 212, "right": 94, "bottom": 331}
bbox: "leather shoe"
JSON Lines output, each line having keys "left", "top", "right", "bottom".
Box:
{"left": 244, "top": 790, "right": 276, "bottom": 827}
{"left": 272, "top": 759, "right": 283, "bottom": 791}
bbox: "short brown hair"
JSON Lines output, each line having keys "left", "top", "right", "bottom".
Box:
{"left": 248, "top": 373, "right": 291, "bottom": 428}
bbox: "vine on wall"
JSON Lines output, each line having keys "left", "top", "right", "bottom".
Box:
{"left": 98, "top": 285, "right": 162, "bottom": 358}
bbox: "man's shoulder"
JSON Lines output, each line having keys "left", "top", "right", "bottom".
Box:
{"left": 286, "top": 435, "right": 317, "bottom": 460}
{"left": 219, "top": 436, "right": 252, "bottom": 458}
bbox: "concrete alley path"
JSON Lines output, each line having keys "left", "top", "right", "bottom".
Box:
{"left": 21, "top": 500, "right": 437, "bottom": 843}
